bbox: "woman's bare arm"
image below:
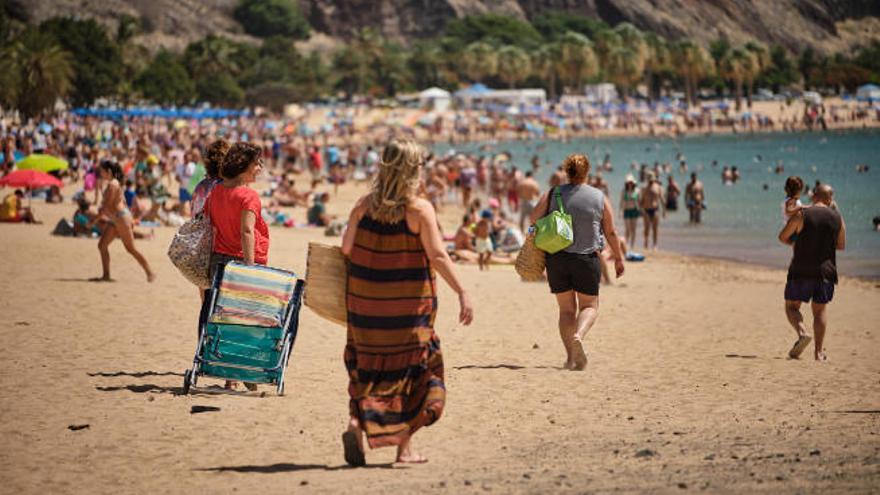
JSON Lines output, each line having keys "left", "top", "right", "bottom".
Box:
{"left": 240, "top": 210, "right": 256, "bottom": 264}
{"left": 341, "top": 195, "right": 369, "bottom": 257}
{"left": 415, "top": 199, "right": 473, "bottom": 325}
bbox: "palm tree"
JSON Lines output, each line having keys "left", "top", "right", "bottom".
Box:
{"left": 643, "top": 32, "right": 671, "bottom": 101}
{"left": 462, "top": 41, "right": 497, "bottom": 83}
{"left": 407, "top": 41, "right": 444, "bottom": 89}
{"left": 1, "top": 29, "right": 73, "bottom": 118}
{"left": 496, "top": 45, "right": 530, "bottom": 88}
{"left": 672, "top": 40, "right": 713, "bottom": 108}
{"left": 720, "top": 47, "right": 756, "bottom": 111}
{"left": 532, "top": 42, "right": 562, "bottom": 99}
{"left": 744, "top": 41, "right": 769, "bottom": 107}
{"left": 557, "top": 32, "right": 598, "bottom": 93}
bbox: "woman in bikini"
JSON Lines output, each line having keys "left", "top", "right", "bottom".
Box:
{"left": 91, "top": 160, "right": 156, "bottom": 282}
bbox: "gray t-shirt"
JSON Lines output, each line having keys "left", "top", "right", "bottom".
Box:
{"left": 548, "top": 183, "right": 605, "bottom": 254}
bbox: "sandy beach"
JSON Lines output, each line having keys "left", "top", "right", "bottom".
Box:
{"left": 1, "top": 181, "right": 879, "bottom": 494}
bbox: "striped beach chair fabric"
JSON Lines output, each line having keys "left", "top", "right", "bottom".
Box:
{"left": 209, "top": 263, "right": 297, "bottom": 327}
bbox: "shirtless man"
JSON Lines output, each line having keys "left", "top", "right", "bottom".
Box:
{"left": 516, "top": 171, "right": 541, "bottom": 231}
{"left": 685, "top": 173, "right": 706, "bottom": 224}
{"left": 639, "top": 172, "right": 665, "bottom": 250}
{"left": 549, "top": 166, "right": 567, "bottom": 188}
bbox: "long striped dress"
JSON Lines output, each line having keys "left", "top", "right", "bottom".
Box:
{"left": 345, "top": 214, "right": 445, "bottom": 448}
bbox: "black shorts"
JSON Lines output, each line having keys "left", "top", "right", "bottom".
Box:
{"left": 546, "top": 251, "right": 601, "bottom": 296}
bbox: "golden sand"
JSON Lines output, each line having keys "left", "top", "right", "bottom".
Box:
{"left": 1, "top": 181, "right": 878, "bottom": 493}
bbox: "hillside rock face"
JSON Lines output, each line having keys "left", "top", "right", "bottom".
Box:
{"left": 11, "top": 0, "right": 880, "bottom": 54}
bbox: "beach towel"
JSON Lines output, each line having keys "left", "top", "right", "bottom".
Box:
{"left": 210, "top": 263, "right": 297, "bottom": 327}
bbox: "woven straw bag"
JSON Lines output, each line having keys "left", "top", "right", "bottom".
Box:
{"left": 304, "top": 242, "right": 347, "bottom": 326}
{"left": 515, "top": 233, "right": 546, "bottom": 282}
{"left": 167, "top": 214, "right": 213, "bottom": 288}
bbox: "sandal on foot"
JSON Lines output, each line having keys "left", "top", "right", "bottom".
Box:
{"left": 788, "top": 335, "right": 812, "bottom": 359}
{"left": 342, "top": 430, "right": 365, "bottom": 467}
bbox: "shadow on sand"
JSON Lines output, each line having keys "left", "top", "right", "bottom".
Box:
{"left": 95, "top": 384, "right": 184, "bottom": 395}
{"left": 453, "top": 363, "right": 562, "bottom": 370}
{"left": 724, "top": 354, "right": 760, "bottom": 359}
{"left": 89, "top": 370, "right": 184, "bottom": 378}
{"left": 198, "top": 462, "right": 400, "bottom": 473}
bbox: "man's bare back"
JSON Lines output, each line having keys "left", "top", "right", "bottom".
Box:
{"left": 517, "top": 177, "right": 540, "bottom": 202}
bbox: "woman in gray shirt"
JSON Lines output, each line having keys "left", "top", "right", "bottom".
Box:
{"left": 530, "top": 154, "right": 626, "bottom": 370}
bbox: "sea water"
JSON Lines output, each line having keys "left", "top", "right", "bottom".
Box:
{"left": 433, "top": 130, "right": 880, "bottom": 279}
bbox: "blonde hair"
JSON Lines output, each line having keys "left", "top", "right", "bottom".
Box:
{"left": 563, "top": 153, "right": 591, "bottom": 183}
{"left": 368, "top": 138, "right": 425, "bottom": 223}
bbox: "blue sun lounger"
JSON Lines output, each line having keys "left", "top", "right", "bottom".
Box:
{"left": 183, "top": 261, "right": 304, "bottom": 395}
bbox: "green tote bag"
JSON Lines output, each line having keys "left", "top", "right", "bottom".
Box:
{"left": 534, "top": 187, "right": 573, "bottom": 254}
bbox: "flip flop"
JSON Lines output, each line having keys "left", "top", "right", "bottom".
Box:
{"left": 788, "top": 335, "right": 812, "bottom": 359}
{"left": 342, "top": 430, "right": 365, "bottom": 467}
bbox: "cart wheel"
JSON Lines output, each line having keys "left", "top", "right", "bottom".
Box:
{"left": 182, "top": 370, "right": 192, "bottom": 395}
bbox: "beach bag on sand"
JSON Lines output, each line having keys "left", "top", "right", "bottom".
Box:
{"left": 167, "top": 213, "right": 213, "bottom": 289}
{"left": 515, "top": 233, "right": 546, "bottom": 281}
{"left": 534, "top": 187, "right": 573, "bottom": 254}
{"left": 304, "top": 242, "right": 347, "bottom": 326}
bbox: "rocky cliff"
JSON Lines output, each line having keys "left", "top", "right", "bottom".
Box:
{"left": 11, "top": 0, "right": 880, "bottom": 54}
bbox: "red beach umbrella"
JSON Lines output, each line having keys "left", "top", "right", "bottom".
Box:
{"left": 0, "top": 169, "right": 63, "bottom": 189}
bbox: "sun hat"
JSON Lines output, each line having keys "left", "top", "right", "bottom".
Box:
{"left": 625, "top": 174, "right": 636, "bottom": 183}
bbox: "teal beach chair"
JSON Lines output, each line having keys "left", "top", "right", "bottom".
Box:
{"left": 183, "top": 261, "right": 305, "bottom": 395}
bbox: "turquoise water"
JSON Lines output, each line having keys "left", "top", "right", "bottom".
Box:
{"left": 433, "top": 130, "right": 880, "bottom": 279}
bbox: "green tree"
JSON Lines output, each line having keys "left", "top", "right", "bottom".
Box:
{"left": 39, "top": 17, "right": 123, "bottom": 106}
{"left": 373, "top": 41, "right": 409, "bottom": 96}
{"left": 462, "top": 41, "right": 497, "bottom": 83}
{"left": 445, "top": 14, "right": 542, "bottom": 49}
{"left": 743, "top": 41, "right": 769, "bottom": 107}
{"left": 531, "top": 11, "right": 608, "bottom": 42}
{"left": 643, "top": 32, "right": 671, "bottom": 100}
{"left": 407, "top": 41, "right": 445, "bottom": 89}
{"left": 332, "top": 45, "right": 370, "bottom": 98}
{"left": 798, "top": 48, "right": 819, "bottom": 89}
{"left": 196, "top": 73, "right": 245, "bottom": 106}
{"left": 496, "top": 45, "right": 530, "bottom": 88}
{"left": 720, "top": 47, "right": 756, "bottom": 111}
{"left": 135, "top": 50, "right": 195, "bottom": 105}
{"left": 245, "top": 81, "right": 298, "bottom": 112}
{"left": 233, "top": 0, "right": 310, "bottom": 39}
{"left": 607, "top": 23, "right": 646, "bottom": 98}
{"left": 557, "top": 32, "right": 598, "bottom": 93}
{"left": 531, "top": 42, "right": 563, "bottom": 99}
{"left": 672, "top": 40, "right": 713, "bottom": 107}
{"left": 0, "top": 29, "right": 74, "bottom": 118}
{"left": 759, "top": 45, "right": 798, "bottom": 92}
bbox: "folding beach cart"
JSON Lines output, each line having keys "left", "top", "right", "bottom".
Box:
{"left": 183, "top": 261, "right": 305, "bottom": 395}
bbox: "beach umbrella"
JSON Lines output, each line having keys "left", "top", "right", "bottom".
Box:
{"left": 16, "top": 154, "right": 69, "bottom": 173}
{"left": 0, "top": 169, "right": 63, "bottom": 189}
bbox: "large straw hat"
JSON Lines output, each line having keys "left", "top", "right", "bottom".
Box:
{"left": 304, "top": 242, "right": 347, "bottom": 326}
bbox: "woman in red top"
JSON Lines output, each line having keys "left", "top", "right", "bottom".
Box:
{"left": 206, "top": 142, "right": 269, "bottom": 276}
{"left": 205, "top": 142, "right": 268, "bottom": 391}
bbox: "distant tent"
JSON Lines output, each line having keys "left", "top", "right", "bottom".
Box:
{"left": 857, "top": 84, "right": 880, "bottom": 102}
{"left": 418, "top": 87, "right": 452, "bottom": 112}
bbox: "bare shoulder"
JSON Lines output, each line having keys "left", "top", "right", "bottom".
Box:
{"left": 408, "top": 197, "right": 435, "bottom": 216}
{"left": 353, "top": 194, "right": 371, "bottom": 214}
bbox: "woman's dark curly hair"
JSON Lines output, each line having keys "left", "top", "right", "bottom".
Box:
{"left": 221, "top": 142, "right": 261, "bottom": 179}
{"left": 204, "top": 139, "right": 231, "bottom": 179}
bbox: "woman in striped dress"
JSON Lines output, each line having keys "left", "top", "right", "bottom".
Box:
{"left": 341, "top": 138, "right": 474, "bottom": 465}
